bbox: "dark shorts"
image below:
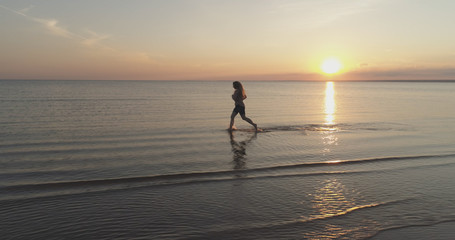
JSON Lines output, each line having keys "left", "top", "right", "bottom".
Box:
{"left": 233, "top": 105, "right": 245, "bottom": 115}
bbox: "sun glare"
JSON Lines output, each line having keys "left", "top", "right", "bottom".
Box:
{"left": 321, "top": 58, "right": 342, "bottom": 74}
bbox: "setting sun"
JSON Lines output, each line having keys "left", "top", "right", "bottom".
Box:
{"left": 321, "top": 58, "right": 342, "bottom": 74}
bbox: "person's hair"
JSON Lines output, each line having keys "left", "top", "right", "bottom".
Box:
{"left": 233, "top": 81, "right": 246, "bottom": 99}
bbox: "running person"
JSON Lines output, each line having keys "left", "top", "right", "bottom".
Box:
{"left": 228, "top": 81, "right": 258, "bottom": 131}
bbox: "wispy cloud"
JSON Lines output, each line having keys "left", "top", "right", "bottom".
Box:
{"left": 35, "top": 18, "right": 75, "bottom": 38}
{"left": 82, "top": 30, "right": 111, "bottom": 47}
{"left": 204, "top": 72, "right": 322, "bottom": 81}
{"left": 1, "top": 4, "right": 77, "bottom": 38}
{"left": 345, "top": 67, "right": 455, "bottom": 80}
{"left": 0, "top": 4, "right": 109, "bottom": 46}
{"left": 19, "top": 4, "right": 35, "bottom": 14}
{"left": 0, "top": 3, "right": 160, "bottom": 66}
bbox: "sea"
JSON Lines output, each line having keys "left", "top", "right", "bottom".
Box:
{"left": 1, "top": 80, "right": 455, "bottom": 239}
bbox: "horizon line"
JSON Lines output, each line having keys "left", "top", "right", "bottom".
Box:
{"left": 2, "top": 79, "right": 455, "bottom": 82}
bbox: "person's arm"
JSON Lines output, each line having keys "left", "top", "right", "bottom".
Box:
{"left": 232, "top": 90, "right": 240, "bottom": 101}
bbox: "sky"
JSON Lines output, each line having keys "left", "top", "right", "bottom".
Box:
{"left": 1, "top": 0, "right": 455, "bottom": 81}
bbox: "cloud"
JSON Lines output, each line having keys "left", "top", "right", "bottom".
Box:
{"left": 0, "top": 4, "right": 157, "bottom": 64}
{"left": 81, "top": 30, "right": 111, "bottom": 47}
{"left": 1, "top": 4, "right": 78, "bottom": 39}
{"left": 35, "top": 18, "right": 75, "bottom": 38}
{"left": 19, "top": 5, "right": 35, "bottom": 14}
{"left": 344, "top": 67, "right": 455, "bottom": 80}
{"left": 0, "top": 4, "right": 114, "bottom": 47}
{"left": 203, "top": 72, "right": 322, "bottom": 81}
{"left": 201, "top": 67, "right": 455, "bottom": 81}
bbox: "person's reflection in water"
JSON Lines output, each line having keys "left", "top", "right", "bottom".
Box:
{"left": 229, "top": 131, "right": 257, "bottom": 172}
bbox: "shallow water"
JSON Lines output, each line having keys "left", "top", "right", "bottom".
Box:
{"left": 1, "top": 80, "right": 455, "bottom": 239}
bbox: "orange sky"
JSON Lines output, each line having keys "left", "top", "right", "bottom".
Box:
{"left": 1, "top": 1, "right": 455, "bottom": 80}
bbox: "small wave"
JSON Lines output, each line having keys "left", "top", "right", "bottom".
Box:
{"left": 3, "top": 153, "right": 455, "bottom": 200}
{"left": 247, "top": 153, "right": 455, "bottom": 173}
{"left": 0, "top": 170, "right": 374, "bottom": 203}
{"left": 258, "top": 122, "right": 409, "bottom": 132}
{"left": 298, "top": 198, "right": 412, "bottom": 223}
{"left": 300, "top": 198, "right": 413, "bottom": 223}
{"left": 5, "top": 160, "right": 455, "bottom": 203}
{"left": 368, "top": 219, "right": 455, "bottom": 240}
{"left": 231, "top": 124, "right": 342, "bottom": 132}
{"left": 0, "top": 133, "right": 208, "bottom": 153}
{"left": 301, "top": 203, "right": 381, "bottom": 222}
{"left": 184, "top": 198, "right": 413, "bottom": 240}
{"left": 263, "top": 124, "right": 339, "bottom": 132}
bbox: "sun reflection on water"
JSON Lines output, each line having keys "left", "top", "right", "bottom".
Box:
{"left": 322, "top": 82, "right": 338, "bottom": 153}
{"left": 312, "top": 179, "right": 352, "bottom": 217}
{"left": 324, "top": 81, "right": 336, "bottom": 125}
{"left": 302, "top": 179, "right": 379, "bottom": 239}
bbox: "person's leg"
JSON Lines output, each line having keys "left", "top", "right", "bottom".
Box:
{"left": 240, "top": 114, "right": 257, "bottom": 131}
{"left": 229, "top": 111, "right": 238, "bottom": 130}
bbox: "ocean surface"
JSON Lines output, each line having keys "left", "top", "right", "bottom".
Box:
{"left": 1, "top": 80, "right": 455, "bottom": 239}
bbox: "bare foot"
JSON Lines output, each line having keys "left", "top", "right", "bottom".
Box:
{"left": 228, "top": 126, "right": 237, "bottom": 131}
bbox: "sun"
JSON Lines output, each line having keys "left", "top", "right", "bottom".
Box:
{"left": 321, "top": 58, "right": 342, "bottom": 74}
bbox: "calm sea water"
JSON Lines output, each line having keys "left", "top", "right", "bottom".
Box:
{"left": 1, "top": 80, "right": 455, "bottom": 239}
